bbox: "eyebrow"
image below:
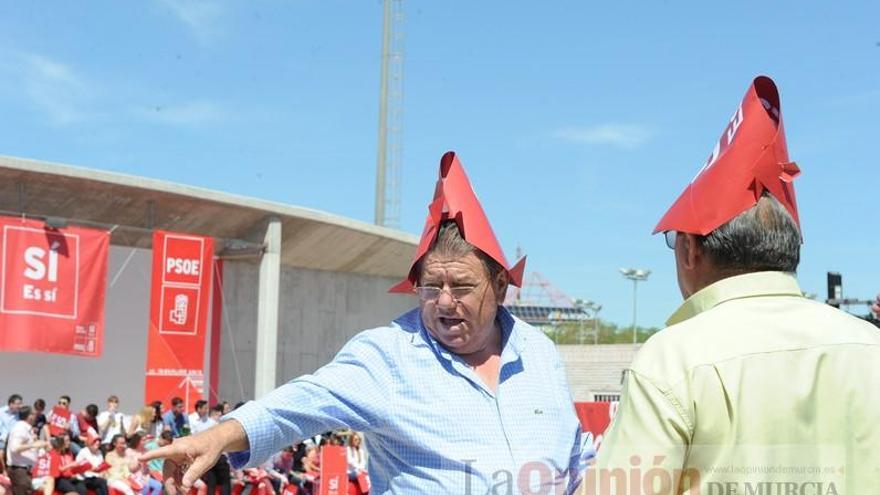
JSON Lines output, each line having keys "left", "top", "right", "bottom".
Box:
{"left": 420, "top": 275, "right": 479, "bottom": 286}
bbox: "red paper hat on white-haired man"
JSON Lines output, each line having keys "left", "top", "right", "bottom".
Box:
{"left": 389, "top": 151, "right": 526, "bottom": 294}
{"left": 653, "top": 75, "right": 801, "bottom": 236}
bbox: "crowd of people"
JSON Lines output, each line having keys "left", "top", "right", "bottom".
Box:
{"left": 0, "top": 394, "right": 369, "bottom": 495}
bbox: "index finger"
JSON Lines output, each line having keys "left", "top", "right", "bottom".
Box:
{"left": 139, "top": 443, "right": 185, "bottom": 463}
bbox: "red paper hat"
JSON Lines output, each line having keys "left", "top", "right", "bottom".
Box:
{"left": 389, "top": 151, "right": 526, "bottom": 293}
{"left": 653, "top": 76, "right": 801, "bottom": 236}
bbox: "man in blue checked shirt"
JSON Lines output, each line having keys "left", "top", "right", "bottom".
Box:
{"left": 143, "top": 152, "right": 589, "bottom": 494}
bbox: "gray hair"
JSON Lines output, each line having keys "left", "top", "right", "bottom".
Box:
{"left": 700, "top": 192, "right": 801, "bottom": 273}
{"left": 417, "top": 221, "right": 505, "bottom": 282}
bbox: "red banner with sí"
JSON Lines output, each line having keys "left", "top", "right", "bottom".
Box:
{"left": 47, "top": 405, "right": 73, "bottom": 436}
{"left": 0, "top": 217, "right": 108, "bottom": 356}
{"left": 319, "top": 445, "right": 348, "bottom": 495}
{"left": 144, "top": 230, "right": 213, "bottom": 411}
{"left": 574, "top": 401, "right": 618, "bottom": 451}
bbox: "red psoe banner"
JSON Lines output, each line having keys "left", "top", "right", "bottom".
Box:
{"left": 319, "top": 445, "right": 348, "bottom": 495}
{"left": 144, "top": 230, "right": 214, "bottom": 411}
{"left": 0, "top": 217, "right": 108, "bottom": 356}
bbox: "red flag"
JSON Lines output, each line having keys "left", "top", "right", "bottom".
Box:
{"left": 356, "top": 472, "right": 371, "bottom": 493}
{"left": 31, "top": 453, "right": 53, "bottom": 478}
{"left": 47, "top": 405, "right": 72, "bottom": 436}
{"left": 144, "top": 230, "right": 214, "bottom": 411}
{"left": 319, "top": 445, "right": 348, "bottom": 495}
{"left": 0, "top": 216, "right": 108, "bottom": 356}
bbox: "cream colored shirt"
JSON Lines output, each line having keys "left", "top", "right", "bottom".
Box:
{"left": 104, "top": 450, "right": 132, "bottom": 481}
{"left": 588, "top": 272, "right": 880, "bottom": 495}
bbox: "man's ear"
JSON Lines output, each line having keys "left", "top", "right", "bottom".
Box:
{"left": 680, "top": 233, "right": 703, "bottom": 270}
{"left": 494, "top": 271, "right": 509, "bottom": 302}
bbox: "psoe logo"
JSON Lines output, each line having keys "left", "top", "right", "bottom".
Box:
{"left": 162, "top": 235, "right": 205, "bottom": 286}
{"left": 159, "top": 286, "right": 199, "bottom": 335}
{"left": 1, "top": 226, "right": 79, "bottom": 319}
{"left": 169, "top": 293, "right": 189, "bottom": 325}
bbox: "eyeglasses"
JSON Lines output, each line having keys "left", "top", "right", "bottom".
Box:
{"left": 415, "top": 285, "right": 477, "bottom": 302}
{"left": 664, "top": 231, "right": 677, "bottom": 250}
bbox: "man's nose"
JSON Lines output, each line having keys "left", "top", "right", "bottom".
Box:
{"left": 436, "top": 289, "right": 456, "bottom": 309}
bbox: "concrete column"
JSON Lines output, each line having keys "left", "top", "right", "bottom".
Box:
{"left": 254, "top": 217, "right": 282, "bottom": 398}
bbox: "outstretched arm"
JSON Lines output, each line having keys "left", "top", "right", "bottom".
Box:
{"left": 141, "top": 329, "right": 394, "bottom": 493}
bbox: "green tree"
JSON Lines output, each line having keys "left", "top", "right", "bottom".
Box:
{"left": 544, "top": 320, "right": 661, "bottom": 345}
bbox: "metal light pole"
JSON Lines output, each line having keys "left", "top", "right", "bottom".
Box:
{"left": 620, "top": 268, "right": 650, "bottom": 344}
{"left": 374, "top": 0, "right": 392, "bottom": 226}
{"left": 374, "top": 0, "right": 404, "bottom": 228}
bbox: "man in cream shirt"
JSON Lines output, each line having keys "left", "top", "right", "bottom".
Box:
{"left": 589, "top": 76, "right": 880, "bottom": 494}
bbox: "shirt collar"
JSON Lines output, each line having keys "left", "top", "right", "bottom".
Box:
{"left": 496, "top": 306, "right": 527, "bottom": 358}
{"left": 666, "top": 271, "right": 803, "bottom": 326}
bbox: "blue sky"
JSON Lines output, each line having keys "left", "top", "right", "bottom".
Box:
{"left": 0, "top": 1, "right": 876, "bottom": 328}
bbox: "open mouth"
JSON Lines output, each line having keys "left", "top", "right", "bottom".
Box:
{"left": 438, "top": 316, "right": 465, "bottom": 329}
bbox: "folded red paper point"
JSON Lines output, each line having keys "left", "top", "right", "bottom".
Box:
{"left": 390, "top": 151, "right": 526, "bottom": 293}
{"left": 653, "top": 76, "right": 800, "bottom": 236}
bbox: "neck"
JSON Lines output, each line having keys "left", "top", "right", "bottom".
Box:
{"left": 689, "top": 267, "right": 759, "bottom": 297}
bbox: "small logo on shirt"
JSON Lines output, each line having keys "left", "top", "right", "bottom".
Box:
{"left": 534, "top": 409, "right": 543, "bottom": 415}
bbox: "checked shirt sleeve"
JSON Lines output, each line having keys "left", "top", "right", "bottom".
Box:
{"left": 225, "top": 329, "right": 397, "bottom": 468}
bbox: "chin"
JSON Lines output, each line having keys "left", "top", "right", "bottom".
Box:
{"left": 431, "top": 328, "right": 469, "bottom": 349}
{"left": 437, "top": 331, "right": 468, "bottom": 347}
